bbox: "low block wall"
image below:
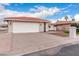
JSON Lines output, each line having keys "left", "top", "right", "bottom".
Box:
{"left": 69, "top": 27, "right": 77, "bottom": 38}
{"left": 0, "top": 33, "right": 12, "bottom": 54}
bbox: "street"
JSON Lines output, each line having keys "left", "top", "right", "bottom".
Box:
{"left": 55, "top": 44, "right": 79, "bottom": 56}
{"left": 23, "top": 44, "right": 79, "bottom": 56}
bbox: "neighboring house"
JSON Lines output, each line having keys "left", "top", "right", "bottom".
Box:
{"left": 53, "top": 21, "right": 79, "bottom": 31}
{"left": 5, "top": 17, "right": 50, "bottom": 33}
{"left": 48, "top": 23, "right": 56, "bottom": 31}
{"left": 0, "top": 24, "right": 8, "bottom": 31}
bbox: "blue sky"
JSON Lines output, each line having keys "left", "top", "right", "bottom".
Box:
{"left": 0, "top": 3, "right": 79, "bottom": 21}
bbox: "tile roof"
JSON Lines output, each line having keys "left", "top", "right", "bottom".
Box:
{"left": 53, "top": 21, "right": 79, "bottom": 25}
{"left": 5, "top": 16, "right": 50, "bottom": 23}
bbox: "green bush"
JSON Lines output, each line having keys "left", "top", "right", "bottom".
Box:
{"left": 77, "top": 28, "right": 79, "bottom": 32}
{"left": 64, "top": 31, "right": 69, "bottom": 36}
{"left": 64, "top": 31, "right": 69, "bottom": 33}
{"left": 71, "top": 23, "right": 77, "bottom": 27}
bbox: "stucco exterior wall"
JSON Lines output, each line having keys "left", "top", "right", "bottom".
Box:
{"left": 56, "top": 25, "right": 70, "bottom": 31}
{"left": 8, "top": 21, "right": 13, "bottom": 33}
{"left": 46, "top": 23, "right": 49, "bottom": 31}
{"left": 39, "top": 23, "right": 44, "bottom": 32}
{"left": 8, "top": 21, "right": 49, "bottom": 33}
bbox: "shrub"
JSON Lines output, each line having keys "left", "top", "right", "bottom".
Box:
{"left": 77, "top": 28, "right": 79, "bottom": 32}
{"left": 71, "top": 23, "right": 77, "bottom": 27}
{"left": 64, "top": 30, "right": 69, "bottom": 33}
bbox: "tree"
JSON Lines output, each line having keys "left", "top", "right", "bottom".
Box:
{"left": 57, "top": 20, "right": 59, "bottom": 22}
{"left": 72, "top": 19, "right": 75, "bottom": 21}
{"left": 64, "top": 16, "right": 69, "bottom": 21}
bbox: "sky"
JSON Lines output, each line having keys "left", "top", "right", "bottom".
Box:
{"left": 0, "top": 3, "right": 79, "bottom": 22}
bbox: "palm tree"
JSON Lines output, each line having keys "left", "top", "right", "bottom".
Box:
{"left": 64, "top": 16, "right": 69, "bottom": 21}
{"left": 72, "top": 19, "right": 75, "bottom": 21}
{"left": 57, "top": 20, "right": 59, "bottom": 22}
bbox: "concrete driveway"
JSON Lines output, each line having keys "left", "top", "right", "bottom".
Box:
{"left": 0, "top": 32, "right": 79, "bottom": 56}
{"left": 0, "top": 32, "right": 11, "bottom": 54}
{"left": 5, "top": 33, "right": 79, "bottom": 56}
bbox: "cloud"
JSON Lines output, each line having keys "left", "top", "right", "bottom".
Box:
{"left": 74, "top": 14, "right": 79, "bottom": 21}
{"left": 1, "top": 4, "right": 77, "bottom": 22}
{"left": 48, "top": 15, "right": 72, "bottom": 23}
{"left": 30, "top": 6, "right": 60, "bottom": 18}
{"left": 0, "top": 4, "right": 5, "bottom": 13}
{"left": 49, "top": 19, "right": 57, "bottom": 23}
{"left": 62, "top": 4, "right": 73, "bottom": 10}
{"left": 63, "top": 10, "right": 69, "bottom": 13}
{"left": 0, "top": 4, "right": 34, "bottom": 18}
{"left": 0, "top": 4, "right": 5, "bottom": 20}
{"left": 3, "top": 10, "right": 32, "bottom": 17}
{"left": 58, "top": 4, "right": 73, "bottom": 15}
{"left": 56, "top": 14, "right": 79, "bottom": 21}
{"left": 57, "top": 15, "right": 72, "bottom": 21}
{"left": 1, "top": 5, "right": 60, "bottom": 19}
{"left": 0, "top": 3, "right": 10, "bottom": 6}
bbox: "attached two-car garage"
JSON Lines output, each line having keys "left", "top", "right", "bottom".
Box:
{"left": 5, "top": 17, "right": 49, "bottom": 33}
{"left": 12, "top": 22, "right": 45, "bottom": 33}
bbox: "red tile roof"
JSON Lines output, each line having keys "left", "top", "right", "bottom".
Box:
{"left": 55, "top": 21, "right": 71, "bottom": 25}
{"left": 54, "top": 21, "right": 79, "bottom": 25}
{"left": 5, "top": 16, "right": 50, "bottom": 23}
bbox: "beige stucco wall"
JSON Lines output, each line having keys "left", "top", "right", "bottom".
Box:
{"left": 46, "top": 23, "right": 49, "bottom": 31}
{"left": 56, "top": 25, "right": 70, "bottom": 31}
{"left": 8, "top": 21, "right": 49, "bottom": 33}
{"left": 8, "top": 21, "right": 13, "bottom": 33}
{"left": 39, "top": 23, "right": 44, "bottom": 32}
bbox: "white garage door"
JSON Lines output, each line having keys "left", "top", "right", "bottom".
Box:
{"left": 12, "top": 22, "right": 40, "bottom": 33}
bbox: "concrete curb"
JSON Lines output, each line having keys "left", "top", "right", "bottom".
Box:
{"left": 19, "top": 40, "right": 79, "bottom": 56}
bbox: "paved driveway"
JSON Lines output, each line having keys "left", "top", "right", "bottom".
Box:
{"left": 5, "top": 33, "right": 79, "bottom": 56}
{"left": 7, "top": 33, "right": 66, "bottom": 55}
{"left": 0, "top": 32, "right": 11, "bottom": 54}
{"left": 0, "top": 32, "right": 79, "bottom": 56}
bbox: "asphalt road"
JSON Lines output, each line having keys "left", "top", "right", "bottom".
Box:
{"left": 23, "top": 44, "right": 79, "bottom": 56}
{"left": 54, "top": 44, "right": 79, "bottom": 56}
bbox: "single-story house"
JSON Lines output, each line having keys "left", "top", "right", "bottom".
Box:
{"left": 53, "top": 21, "right": 79, "bottom": 31}
{"left": 48, "top": 23, "right": 56, "bottom": 31}
{"left": 5, "top": 16, "right": 50, "bottom": 33}
{"left": 0, "top": 24, "right": 8, "bottom": 31}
